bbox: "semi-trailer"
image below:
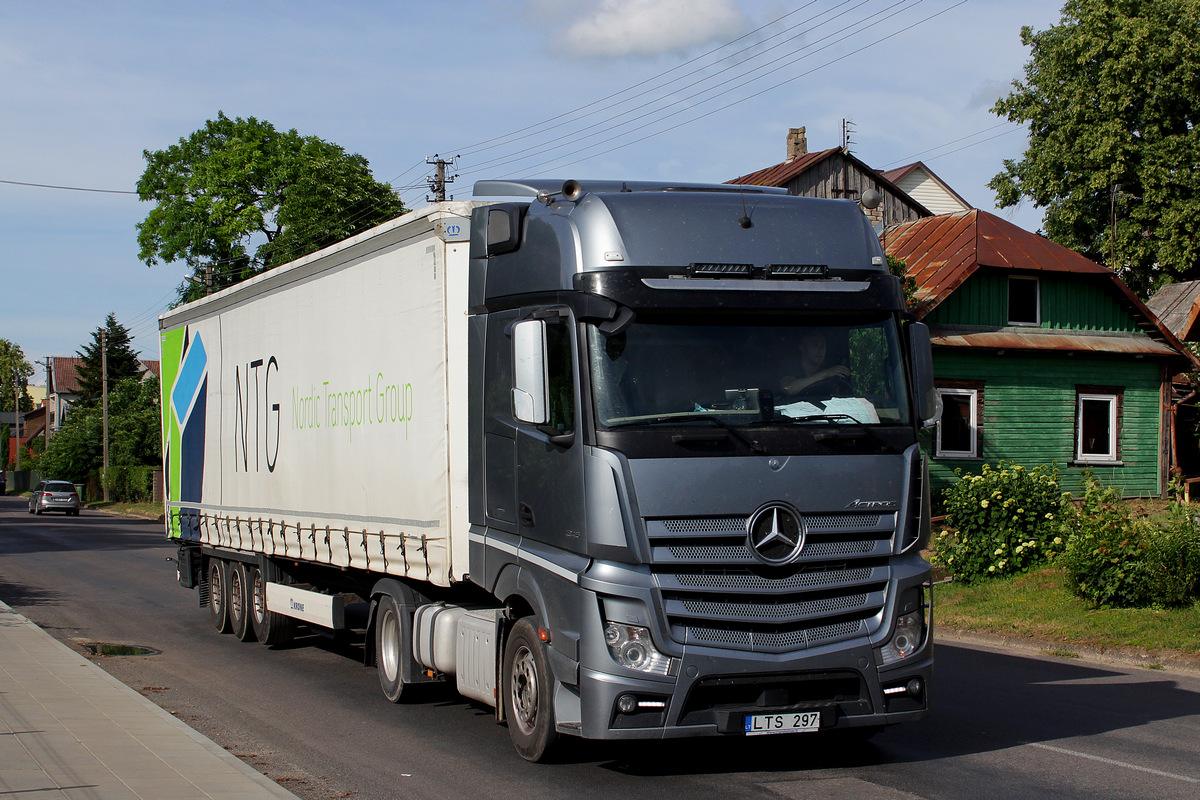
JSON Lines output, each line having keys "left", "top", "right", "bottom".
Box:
{"left": 160, "top": 178, "right": 938, "bottom": 760}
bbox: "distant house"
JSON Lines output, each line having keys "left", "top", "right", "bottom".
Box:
{"left": 877, "top": 161, "right": 972, "bottom": 216}
{"left": 729, "top": 126, "right": 930, "bottom": 231}
{"left": 886, "top": 209, "right": 1196, "bottom": 497}
{"left": 47, "top": 356, "right": 83, "bottom": 433}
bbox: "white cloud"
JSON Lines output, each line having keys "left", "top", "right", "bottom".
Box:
{"left": 547, "top": 0, "right": 748, "bottom": 58}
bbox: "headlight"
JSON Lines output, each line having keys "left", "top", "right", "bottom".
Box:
{"left": 603, "top": 623, "right": 678, "bottom": 676}
{"left": 879, "top": 610, "right": 924, "bottom": 665}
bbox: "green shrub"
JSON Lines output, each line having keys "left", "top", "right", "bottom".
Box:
{"left": 1060, "top": 475, "right": 1200, "bottom": 608}
{"left": 930, "top": 461, "right": 1065, "bottom": 584}
{"left": 103, "top": 465, "right": 158, "bottom": 504}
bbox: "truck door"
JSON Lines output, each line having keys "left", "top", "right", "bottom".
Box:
{"left": 514, "top": 310, "right": 585, "bottom": 552}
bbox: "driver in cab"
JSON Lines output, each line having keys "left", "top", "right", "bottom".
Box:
{"left": 780, "top": 330, "right": 849, "bottom": 397}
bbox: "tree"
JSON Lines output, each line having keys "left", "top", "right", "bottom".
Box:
{"left": 0, "top": 338, "right": 34, "bottom": 411}
{"left": 40, "top": 376, "right": 162, "bottom": 485}
{"left": 137, "top": 111, "right": 407, "bottom": 303}
{"left": 74, "top": 314, "right": 142, "bottom": 407}
{"left": 989, "top": 0, "right": 1200, "bottom": 296}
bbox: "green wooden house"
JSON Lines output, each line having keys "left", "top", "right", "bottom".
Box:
{"left": 885, "top": 210, "right": 1196, "bottom": 497}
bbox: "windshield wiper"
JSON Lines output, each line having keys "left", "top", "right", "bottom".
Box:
{"left": 756, "top": 412, "right": 890, "bottom": 447}
{"left": 609, "top": 414, "right": 765, "bottom": 454}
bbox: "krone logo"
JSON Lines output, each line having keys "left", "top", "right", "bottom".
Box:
{"left": 746, "top": 503, "right": 806, "bottom": 566}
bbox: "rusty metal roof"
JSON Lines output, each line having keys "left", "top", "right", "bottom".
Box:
{"left": 884, "top": 209, "right": 1197, "bottom": 369}
{"left": 727, "top": 148, "right": 841, "bottom": 187}
{"left": 883, "top": 209, "right": 1115, "bottom": 313}
{"left": 1147, "top": 280, "right": 1200, "bottom": 341}
{"left": 929, "top": 326, "right": 1180, "bottom": 357}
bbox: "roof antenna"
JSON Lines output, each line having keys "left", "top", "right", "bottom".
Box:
{"left": 738, "top": 189, "right": 753, "bottom": 228}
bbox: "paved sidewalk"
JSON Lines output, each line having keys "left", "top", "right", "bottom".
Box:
{"left": 0, "top": 599, "right": 300, "bottom": 800}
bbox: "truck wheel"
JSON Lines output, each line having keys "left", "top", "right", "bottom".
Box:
{"left": 375, "top": 594, "right": 408, "bottom": 702}
{"left": 249, "top": 566, "right": 295, "bottom": 646}
{"left": 228, "top": 562, "right": 256, "bottom": 642}
{"left": 207, "top": 559, "right": 231, "bottom": 634}
{"left": 503, "top": 618, "right": 559, "bottom": 762}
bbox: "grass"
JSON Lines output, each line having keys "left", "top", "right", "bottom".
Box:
{"left": 85, "top": 500, "right": 163, "bottom": 520}
{"left": 936, "top": 567, "right": 1200, "bottom": 661}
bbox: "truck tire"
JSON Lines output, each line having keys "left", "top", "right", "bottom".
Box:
{"left": 375, "top": 594, "right": 407, "bottom": 702}
{"left": 228, "top": 562, "right": 256, "bottom": 642}
{"left": 207, "top": 559, "right": 231, "bottom": 634}
{"left": 249, "top": 565, "right": 295, "bottom": 646}
{"left": 502, "top": 618, "right": 559, "bottom": 762}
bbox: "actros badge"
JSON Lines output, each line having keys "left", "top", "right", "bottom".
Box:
{"left": 746, "top": 503, "right": 806, "bottom": 566}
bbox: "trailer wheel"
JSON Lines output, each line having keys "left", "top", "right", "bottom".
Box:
{"left": 502, "top": 618, "right": 558, "bottom": 762}
{"left": 375, "top": 594, "right": 408, "bottom": 702}
{"left": 207, "top": 559, "right": 231, "bottom": 634}
{"left": 228, "top": 562, "right": 256, "bottom": 642}
{"left": 250, "top": 565, "right": 295, "bottom": 646}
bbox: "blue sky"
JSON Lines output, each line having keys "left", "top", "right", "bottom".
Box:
{"left": 2, "top": 0, "right": 1061, "bottom": 381}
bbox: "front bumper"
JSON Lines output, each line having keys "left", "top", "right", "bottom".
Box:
{"left": 563, "top": 638, "right": 931, "bottom": 740}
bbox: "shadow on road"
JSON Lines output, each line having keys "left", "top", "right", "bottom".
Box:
{"left": 573, "top": 642, "right": 1200, "bottom": 776}
{"left": 0, "top": 496, "right": 166, "bottom": 555}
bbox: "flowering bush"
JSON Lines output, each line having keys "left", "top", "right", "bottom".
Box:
{"left": 930, "top": 461, "right": 1066, "bottom": 584}
{"left": 1059, "top": 474, "right": 1200, "bottom": 608}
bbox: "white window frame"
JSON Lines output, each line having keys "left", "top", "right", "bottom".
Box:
{"left": 1007, "top": 275, "right": 1041, "bottom": 326}
{"left": 935, "top": 388, "right": 978, "bottom": 458}
{"left": 1076, "top": 393, "right": 1119, "bottom": 463}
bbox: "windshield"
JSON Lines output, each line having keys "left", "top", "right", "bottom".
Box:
{"left": 588, "top": 316, "right": 911, "bottom": 428}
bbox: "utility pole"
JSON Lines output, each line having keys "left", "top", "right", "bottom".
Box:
{"left": 101, "top": 330, "right": 110, "bottom": 503}
{"left": 426, "top": 155, "right": 458, "bottom": 202}
{"left": 11, "top": 367, "right": 18, "bottom": 474}
{"left": 43, "top": 356, "right": 51, "bottom": 448}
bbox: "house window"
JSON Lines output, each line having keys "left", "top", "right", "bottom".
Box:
{"left": 1076, "top": 391, "right": 1119, "bottom": 463}
{"left": 935, "top": 388, "right": 978, "bottom": 458}
{"left": 1008, "top": 276, "right": 1040, "bottom": 326}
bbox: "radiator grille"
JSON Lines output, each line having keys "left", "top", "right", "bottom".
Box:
{"left": 648, "top": 512, "right": 894, "bottom": 653}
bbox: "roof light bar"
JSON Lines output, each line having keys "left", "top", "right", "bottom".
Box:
{"left": 765, "top": 264, "right": 828, "bottom": 278}
{"left": 688, "top": 262, "right": 753, "bottom": 278}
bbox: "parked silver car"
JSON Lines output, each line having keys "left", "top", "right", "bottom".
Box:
{"left": 28, "top": 480, "right": 81, "bottom": 516}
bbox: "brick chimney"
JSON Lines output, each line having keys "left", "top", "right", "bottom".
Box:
{"left": 786, "top": 127, "right": 808, "bottom": 161}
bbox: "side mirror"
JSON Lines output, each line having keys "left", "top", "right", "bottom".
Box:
{"left": 512, "top": 320, "right": 548, "bottom": 424}
{"left": 907, "top": 322, "right": 940, "bottom": 427}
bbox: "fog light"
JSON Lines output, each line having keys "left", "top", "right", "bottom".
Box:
{"left": 906, "top": 678, "right": 922, "bottom": 697}
{"left": 616, "top": 693, "right": 638, "bottom": 714}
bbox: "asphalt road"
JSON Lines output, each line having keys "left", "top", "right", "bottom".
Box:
{"left": 2, "top": 494, "right": 1200, "bottom": 800}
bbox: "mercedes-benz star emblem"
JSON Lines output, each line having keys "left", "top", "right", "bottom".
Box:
{"left": 746, "top": 503, "right": 806, "bottom": 566}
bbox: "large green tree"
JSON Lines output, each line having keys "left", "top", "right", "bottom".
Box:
{"left": 990, "top": 0, "right": 1200, "bottom": 296}
{"left": 137, "top": 112, "right": 406, "bottom": 303}
{"left": 74, "top": 314, "right": 143, "bottom": 407}
{"left": 40, "top": 377, "right": 162, "bottom": 485}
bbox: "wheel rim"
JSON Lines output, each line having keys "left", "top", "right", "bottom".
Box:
{"left": 229, "top": 568, "right": 244, "bottom": 620}
{"left": 510, "top": 644, "right": 539, "bottom": 736}
{"left": 379, "top": 607, "right": 400, "bottom": 682}
{"left": 209, "top": 564, "right": 224, "bottom": 616}
{"left": 251, "top": 572, "right": 266, "bottom": 624}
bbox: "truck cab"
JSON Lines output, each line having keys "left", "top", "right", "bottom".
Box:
{"left": 465, "top": 180, "right": 938, "bottom": 758}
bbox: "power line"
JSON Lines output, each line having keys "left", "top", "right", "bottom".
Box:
{"left": 0, "top": 178, "right": 137, "bottom": 195}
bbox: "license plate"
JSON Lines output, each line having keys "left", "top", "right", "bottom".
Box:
{"left": 744, "top": 711, "right": 821, "bottom": 736}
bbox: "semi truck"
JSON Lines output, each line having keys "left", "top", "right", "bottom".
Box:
{"left": 160, "top": 178, "right": 938, "bottom": 761}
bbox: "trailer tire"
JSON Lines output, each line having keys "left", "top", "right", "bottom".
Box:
{"left": 375, "top": 594, "right": 408, "bottom": 702}
{"left": 250, "top": 565, "right": 295, "bottom": 646}
{"left": 502, "top": 618, "right": 559, "bottom": 762}
{"left": 207, "top": 559, "right": 231, "bottom": 634}
{"left": 228, "top": 562, "right": 256, "bottom": 642}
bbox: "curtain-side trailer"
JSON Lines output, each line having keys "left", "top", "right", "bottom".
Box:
{"left": 160, "top": 179, "right": 939, "bottom": 761}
